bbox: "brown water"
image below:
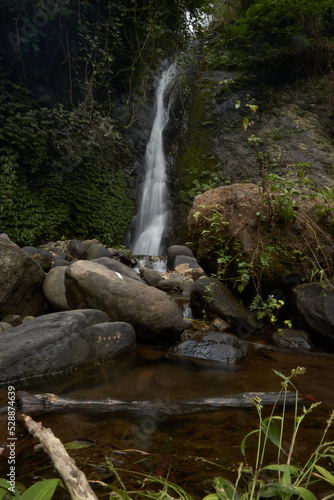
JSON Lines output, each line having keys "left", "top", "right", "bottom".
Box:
{"left": 1, "top": 341, "right": 334, "bottom": 499}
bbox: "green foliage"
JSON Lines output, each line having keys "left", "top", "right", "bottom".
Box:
{"left": 194, "top": 205, "right": 254, "bottom": 293}
{"left": 0, "top": 80, "right": 133, "bottom": 246}
{"left": 204, "top": 0, "right": 334, "bottom": 75}
{"left": 250, "top": 294, "right": 285, "bottom": 325}
{"left": 203, "top": 367, "right": 334, "bottom": 500}
{"left": 0, "top": 478, "right": 62, "bottom": 500}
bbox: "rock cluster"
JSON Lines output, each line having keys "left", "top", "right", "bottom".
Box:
{"left": 0, "top": 218, "right": 332, "bottom": 384}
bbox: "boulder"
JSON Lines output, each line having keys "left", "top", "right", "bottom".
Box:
{"left": 2, "top": 315, "right": 22, "bottom": 327}
{"left": 21, "top": 245, "right": 39, "bottom": 255}
{"left": 43, "top": 266, "right": 70, "bottom": 311}
{"left": 0, "top": 322, "right": 13, "bottom": 334}
{"left": 33, "top": 249, "right": 55, "bottom": 272}
{"left": 168, "top": 332, "right": 248, "bottom": 365}
{"left": 167, "top": 245, "right": 194, "bottom": 267}
{"left": 190, "top": 276, "right": 256, "bottom": 336}
{"left": 140, "top": 267, "right": 163, "bottom": 287}
{"left": 167, "top": 245, "right": 203, "bottom": 272}
{"left": 291, "top": 282, "right": 334, "bottom": 340}
{"left": 188, "top": 184, "right": 262, "bottom": 275}
{"left": 0, "top": 239, "right": 46, "bottom": 319}
{"left": 187, "top": 183, "right": 334, "bottom": 287}
{"left": 86, "top": 243, "right": 112, "bottom": 260}
{"left": 52, "top": 259, "right": 70, "bottom": 268}
{"left": 272, "top": 329, "right": 313, "bottom": 350}
{"left": 65, "top": 260, "right": 185, "bottom": 342}
{"left": 158, "top": 278, "right": 182, "bottom": 291}
{"left": 0, "top": 309, "right": 136, "bottom": 384}
{"left": 92, "top": 257, "right": 143, "bottom": 282}
{"left": 68, "top": 239, "right": 87, "bottom": 260}
{"left": 22, "top": 246, "right": 56, "bottom": 271}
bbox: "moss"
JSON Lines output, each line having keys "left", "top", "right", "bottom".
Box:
{"left": 176, "top": 80, "right": 222, "bottom": 199}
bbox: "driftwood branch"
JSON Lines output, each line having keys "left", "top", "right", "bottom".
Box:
{"left": 19, "top": 413, "right": 98, "bottom": 500}
{"left": 17, "top": 391, "right": 311, "bottom": 416}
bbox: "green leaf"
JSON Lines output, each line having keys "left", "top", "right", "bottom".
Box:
{"left": 20, "top": 479, "right": 61, "bottom": 500}
{"left": 243, "top": 117, "right": 249, "bottom": 130}
{"left": 241, "top": 429, "right": 259, "bottom": 457}
{"left": 314, "top": 465, "right": 334, "bottom": 485}
{"left": 261, "top": 418, "right": 282, "bottom": 449}
{"left": 0, "top": 478, "right": 23, "bottom": 499}
{"left": 295, "top": 486, "right": 317, "bottom": 500}
{"left": 214, "top": 477, "right": 238, "bottom": 500}
{"left": 260, "top": 464, "right": 298, "bottom": 476}
{"left": 237, "top": 284, "right": 244, "bottom": 293}
{"left": 202, "top": 495, "right": 219, "bottom": 500}
{"left": 259, "top": 482, "right": 299, "bottom": 497}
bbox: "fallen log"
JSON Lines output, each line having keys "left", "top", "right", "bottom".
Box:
{"left": 19, "top": 413, "right": 98, "bottom": 500}
{"left": 17, "top": 391, "right": 312, "bottom": 416}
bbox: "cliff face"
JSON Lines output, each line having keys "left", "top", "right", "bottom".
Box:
{"left": 172, "top": 69, "right": 334, "bottom": 242}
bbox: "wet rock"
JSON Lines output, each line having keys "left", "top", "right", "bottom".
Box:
{"left": 65, "top": 260, "right": 185, "bottom": 342}
{"left": 43, "top": 266, "right": 70, "bottom": 311}
{"left": 168, "top": 332, "right": 248, "bottom": 364}
{"left": 92, "top": 257, "right": 143, "bottom": 282}
{"left": 0, "top": 309, "right": 136, "bottom": 384}
{"left": 272, "top": 329, "right": 313, "bottom": 350}
{"left": 291, "top": 282, "right": 334, "bottom": 340}
{"left": 210, "top": 317, "right": 230, "bottom": 332}
{"left": 0, "top": 238, "right": 46, "bottom": 319}
{"left": 190, "top": 276, "right": 256, "bottom": 336}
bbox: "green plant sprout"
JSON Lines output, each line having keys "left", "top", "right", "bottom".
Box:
{"left": 202, "top": 367, "right": 334, "bottom": 500}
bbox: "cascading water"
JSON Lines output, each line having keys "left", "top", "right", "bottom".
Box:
{"left": 132, "top": 63, "right": 176, "bottom": 256}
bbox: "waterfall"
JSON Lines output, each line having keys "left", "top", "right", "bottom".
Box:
{"left": 132, "top": 63, "right": 176, "bottom": 256}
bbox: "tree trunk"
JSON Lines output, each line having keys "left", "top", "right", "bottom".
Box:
{"left": 17, "top": 391, "right": 310, "bottom": 416}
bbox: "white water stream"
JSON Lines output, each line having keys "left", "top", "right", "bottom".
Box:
{"left": 132, "top": 63, "right": 176, "bottom": 256}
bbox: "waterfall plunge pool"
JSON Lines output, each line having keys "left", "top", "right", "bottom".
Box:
{"left": 1, "top": 339, "right": 334, "bottom": 499}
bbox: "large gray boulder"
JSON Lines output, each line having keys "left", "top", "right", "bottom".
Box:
{"left": 291, "top": 282, "right": 334, "bottom": 340}
{"left": 168, "top": 332, "right": 248, "bottom": 365}
{"left": 0, "top": 238, "right": 46, "bottom": 319}
{"left": 190, "top": 276, "right": 256, "bottom": 336}
{"left": 0, "top": 309, "right": 136, "bottom": 384}
{"left": 65, "top": 260, "right": 185, "bottom": 342}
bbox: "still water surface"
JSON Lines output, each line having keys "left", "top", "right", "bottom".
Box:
{"left": 1, "top": 341, "right": 333, "bottom": 498}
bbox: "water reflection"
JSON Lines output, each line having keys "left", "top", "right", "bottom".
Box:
{"left": 1, "top": 343, "right": 334, "bottom": 498}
